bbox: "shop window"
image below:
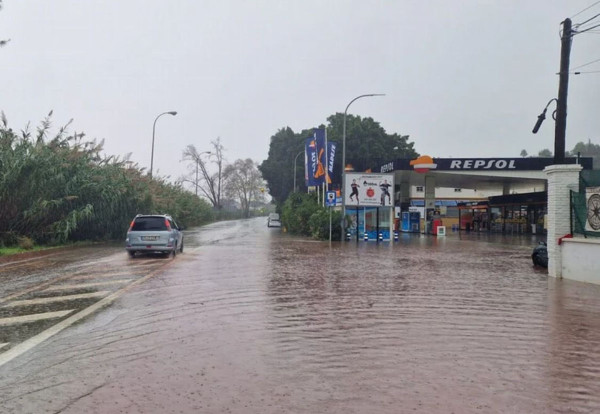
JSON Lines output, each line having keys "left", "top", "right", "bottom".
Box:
{"left": 454, "top": 188, "right": 462, "bottom": 192}
{"left": 416, "top": 186, "right": 424, "bottom": 192}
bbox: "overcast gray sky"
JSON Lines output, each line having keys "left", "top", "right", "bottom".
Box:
{"left": 1, "top": 1, "right": 599, "bottom": 182}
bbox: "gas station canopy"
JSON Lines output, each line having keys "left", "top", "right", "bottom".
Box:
{"left": 376, "top": 156, "right": 593, "bottom": 193}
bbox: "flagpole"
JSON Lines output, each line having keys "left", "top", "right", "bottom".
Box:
{"left": 325, "top": 128, "right": 329, "bottom": 193}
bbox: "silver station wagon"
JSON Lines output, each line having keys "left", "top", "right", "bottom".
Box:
{"left": 125, "top": 214, "right": 183, "bottom": 257}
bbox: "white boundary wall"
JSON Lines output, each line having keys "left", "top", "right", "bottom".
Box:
{"left": 545, "top": 164, "right": 600, "bottom": 284}
{"left": 561, "top": 238, "right": 600, "bottom": 284}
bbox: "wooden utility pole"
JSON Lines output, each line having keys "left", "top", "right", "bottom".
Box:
{"left": 554, "top": 18, "right": 572, "bottom": 164}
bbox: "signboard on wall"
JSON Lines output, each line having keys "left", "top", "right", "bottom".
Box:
{"left": 585, "top": 187, "right": 600, "bottom": 232}
{"left": 344, "top": 173, "right": 395, "bottom": 207}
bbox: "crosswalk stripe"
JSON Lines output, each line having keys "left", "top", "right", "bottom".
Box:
{"left": 2, "top": 291, "right": 110, "bottom": 308}
{"left": 43, "top": 279, "right": 133, "bottom": 292}
{"left": 70, "top": 271, "right": 143, "bottom": 279}
{"left": 0, "top": 310, "right": 74, "bottom": 326}
{"left": 0, "top": 256, "right": 176, "bottom": 367}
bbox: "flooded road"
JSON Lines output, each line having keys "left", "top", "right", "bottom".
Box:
{"left": 0, "top": 218, "right": 599, "bottom": 413}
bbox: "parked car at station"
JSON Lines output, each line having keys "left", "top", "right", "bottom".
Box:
{"left": 126, "top": 214, "right": 183, "bottom": 257}
{"left": 267, "top": 213, "right": 281, "bottom": 228}
{"left": 531, "top": 242, "right": 548, "bottom": 268}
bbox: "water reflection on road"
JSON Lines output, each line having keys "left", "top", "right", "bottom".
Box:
{"left": 0, "top": 218, "right": 598, "bottom": 414}
{"left": 260, "top": 223, "right": 600, "bottom": 413}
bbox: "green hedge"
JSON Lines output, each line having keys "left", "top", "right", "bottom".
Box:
{"left": 281, "top": 192, "right": 342, "bottom": 240}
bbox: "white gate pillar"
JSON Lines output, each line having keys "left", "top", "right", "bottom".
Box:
{"left": 544, "top": 164, "right": 582, "bottom": 278}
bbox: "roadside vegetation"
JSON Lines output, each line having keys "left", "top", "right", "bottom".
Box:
{"left": 262, "top": 113, "right": 417, "bottom": 241}
{"left": 0, "top": 112, "right": 214, "bottom": 252}
{"left": 281, "top": 192, "right": 342, "bottom": 240}
{"left": 259, "top": 113, "right": 418, "bottom": 209}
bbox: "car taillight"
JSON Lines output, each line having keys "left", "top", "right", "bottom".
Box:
{"left": 128, "top": 220, "right": 135, "bottom": 231}
{"left": 165, "top": 219, "right": 171, "bottom": 230}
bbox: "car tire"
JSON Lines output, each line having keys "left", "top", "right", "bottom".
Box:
{"left": 128, "top": 251, "right": 135, "bottom": 258}
{"left": 172, "top": 244, "right": 177, "bottom": 257}
{"left": 179, "top": 239, "right": 184, "bottom": 253}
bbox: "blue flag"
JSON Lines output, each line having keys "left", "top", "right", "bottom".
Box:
{"left": 314, "top": 128, "right": 327, "bottom": 184}
{"left": 305, "top": 136, "right": 319, "bottom": 186}
{"left": 327, "top": 142, "right": 336, "bottom": 183}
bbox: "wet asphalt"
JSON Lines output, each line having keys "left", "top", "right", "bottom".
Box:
{"left": 0, "top": 218, "right": 599, "bottom": 413}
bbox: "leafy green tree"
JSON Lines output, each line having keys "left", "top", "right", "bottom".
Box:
{"left": 520, "top": 149, "right": 528, "bottom": 157}
{"left": 538, "top": 148, "right": 553, "bottom": 157}
{"left": 570, "top": 139, "right": 600, "bottom": 168}
{"left": 259, "top": 115, "right": 417, "bottom": 207}
{"left": 258, "top": 127, "right": 304, "bottom": 208}
{"left": 325, "top": 113, "right": 417, "bottom": 179}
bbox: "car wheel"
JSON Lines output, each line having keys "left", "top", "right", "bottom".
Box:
{"left": 128, "top": 251, "right": 135, "bottom": 258}
{"left": 172, "top": 244, "right": 177, "bottom": 257}
{"left": 179, "top": 239, "right": 184, "bottom": 253}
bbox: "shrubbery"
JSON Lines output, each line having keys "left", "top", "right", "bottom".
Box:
{"left": 0, "top": 114, "right": 214, "bottom": 247}
{"left": 281, "top": 192, "right": 342, "bottom": 240}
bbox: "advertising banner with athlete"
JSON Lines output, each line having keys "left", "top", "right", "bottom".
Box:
{"left": 344, "top": 173, "right": 394, "bottom": 207}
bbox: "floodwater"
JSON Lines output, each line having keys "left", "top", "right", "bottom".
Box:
{"left": 0, "top": 219, "right": 599, "bottom": 413}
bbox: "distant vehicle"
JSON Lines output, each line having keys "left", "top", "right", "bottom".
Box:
{"left": 532, "top": 242, "right": 548, "bottom": 268}
{"left": 125, "top": 214, "right": 183, "bottom": 257}
{"left": 267, "top": 213, "right": 281, "bottom": 228}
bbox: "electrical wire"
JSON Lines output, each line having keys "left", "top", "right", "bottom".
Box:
{"left": 574, "top": 22, "right": 600, "bottom": 34}
{"left": 572, "top": 0, "right": 600, "bottom": 18}
{"left": 572, "top": 56, "right": 600, "bottom": 70}
{"left": 576, "top": 12, "right": 600, "bottom": 27}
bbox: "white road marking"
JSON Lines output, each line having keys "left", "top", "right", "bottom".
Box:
{"left": 2, "top": 291, "right": 110, "bottom": 308}
{"left": 43, "top": 280, "right": 133, "bottom": 292}
{"left": 0, "top": 262, "right": 172, "bottom": 367}
{"left": 0, "top": 343, "right": 9, "bottom": 350}
{"left": 70, "top": 272, "right": 141, "bottom": 280}
{"left": 0, "top": 310, "right": 74, "bottom": 326}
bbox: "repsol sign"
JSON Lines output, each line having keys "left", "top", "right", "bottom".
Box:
{"left": 376, "top": 157, "right": 593, "bottom": 173}
{"left": 435, "top": 158, "right": 564, "bottom": 171}
{"left": 449, "top": 159, "right": 516, "bottom": 170}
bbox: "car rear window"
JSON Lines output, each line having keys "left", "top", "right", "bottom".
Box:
{"left": 131, "top": 217, "right": 168, "bottom": 231}
{"left": 269, "top": 214, "right": 280, "bottom": 220}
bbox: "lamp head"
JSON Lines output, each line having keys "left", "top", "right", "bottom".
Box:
{"left": 168, "top": 111, "right": 177, "bottom": 116}
{"left": 532, "top": 108, "right": 547, "bottom": 134}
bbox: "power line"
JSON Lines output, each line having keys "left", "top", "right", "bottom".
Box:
{"left": 576, "top": 12, "right": 600, "bottom": 27}
{"left": 572, "top": 56, "right": 600, "bottom": 70}
{"left": 572, "top": 0, "right": 600, "bottom": 18}
{"left": 574, "top": 22, "right": 600, "bottom": 34}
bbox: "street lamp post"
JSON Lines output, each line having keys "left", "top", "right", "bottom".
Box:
{"left": 341, "top": 94, "right": 385, "bottom": 237}
{"left": 150, "top": 111, "right": 177, "bottom": 179}
{"left": 293, "top": 150, "right": 304, "bottom": 193}
{"left": 195, "top": 151, "right": 211, "bottom": 196}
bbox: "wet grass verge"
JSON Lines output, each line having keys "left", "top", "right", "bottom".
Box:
{"left": 0, "top": 241, "right": 99, "bottom": 262}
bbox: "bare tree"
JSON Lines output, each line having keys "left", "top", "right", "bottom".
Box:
{"left": 223, "top": 159, "right": 266, "bottom": 218}
{"left": 181, "top": 138, "right": 225, "bottom": 209}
